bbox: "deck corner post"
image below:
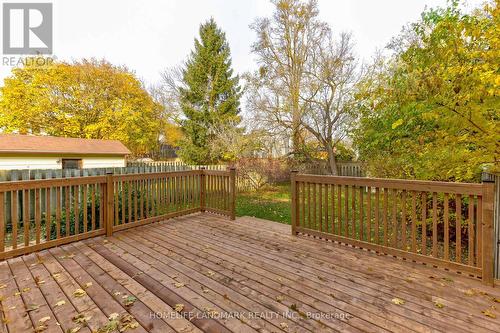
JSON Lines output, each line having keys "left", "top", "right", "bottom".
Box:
{"left": 200, "top": 167, "right": 206, "bottom": 212}
{"left": 105, "top": 172, "right": 114, "bottom": 237}
{"left": 482, "top": 180, "right": 495, "bottom": 286}
{"left": 229, "top": 167, "right": 236, "bottom": 221}
{"left": 291, "top": 170, "right": 299, "bottom": 235}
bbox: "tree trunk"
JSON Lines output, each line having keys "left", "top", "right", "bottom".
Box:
{"left": 326, "top": 144, "right": 338, "bottom": 176}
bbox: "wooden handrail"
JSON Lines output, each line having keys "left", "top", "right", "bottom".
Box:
{"left": 0, "top": 169, "right": 237, "bottom": 260}
{"left": 291, "top": 173, "right": 495, "bottom": 285}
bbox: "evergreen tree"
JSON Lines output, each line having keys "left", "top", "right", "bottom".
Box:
{"left": 179, "top": 18, "right": 241, "bottom": 164}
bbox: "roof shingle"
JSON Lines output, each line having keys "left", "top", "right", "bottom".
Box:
{"left": 0, "top": 134, "right": 131, "bottom": 155}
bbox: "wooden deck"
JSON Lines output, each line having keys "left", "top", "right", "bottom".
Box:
{"left": 1, "top": 213, "right": 500, "bottom": 333}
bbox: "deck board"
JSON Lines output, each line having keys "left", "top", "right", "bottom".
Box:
{"left": 1, "top": 212, "right": 500, "bottom": 333}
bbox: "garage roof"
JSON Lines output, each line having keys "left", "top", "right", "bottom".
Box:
{"left": 0, "top": 134, "right": 131, "bottom": 155}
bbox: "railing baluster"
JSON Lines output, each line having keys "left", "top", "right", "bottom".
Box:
{"left": 444, "top": 193, "right": 449, "bottom": 260}
{"left": 456, "top": 194, "right": 462, "bottom": 263}
{"left": 432, "top": 192, "right": 437, "bottom": 257}
{"left": 35, "top": 188, "right": 41, "bottom": 244}
{"left": 421, "top": 192, "right": 427, "bottom": 255}
{"left": 468, "top": 195, "right": 474, "bottom": 266}
{"left": 0, "top": 192, "right": 4, "bottom": 252}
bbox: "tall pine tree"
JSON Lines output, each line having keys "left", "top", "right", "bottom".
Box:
{"left": 179, "top": 18, "right": 241, "bottom": 164}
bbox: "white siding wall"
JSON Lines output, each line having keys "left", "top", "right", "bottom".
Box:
{"left": 82, "top": 157, "right": 125, "bottom": 168}
{"left": 0, "top": 156, "right": 126, "bottom": 170}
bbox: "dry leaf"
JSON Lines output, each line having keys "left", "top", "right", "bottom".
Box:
{"left": 38, "top": 316, "right": 51, "bottom": 323}
{"left": 34, "top": 325, "right": 48, "bottom": 332}
{"left": 0, "top": 284, "right": 6, "bottom": 289}
{"left": 26, "top": 304, "right": 40, "bottom": 312}
{"left": 73, "top": 313, "right": 92, "bottom": 324}
{"left": 174, "top": 282, "right": 185, "bottom": 288}
{"left": 54, "top": 300, "right": 66, "bottom": 307}
{"left": 203, "top": 307, "right": 219, "bottom": 317}
{"left": 434, "top": 300, "right": 445, "bottom": 308}
{"left": 392, "top": 298, "right": 405, "bottom": 305}
{"left": 464, "top": 289, "right": 475, "bottom": 296}
{"left": 482, "top": 309, "right": 497, "bottom": 318}
{"left": 123, "top": 296, "right": 137, "bottom": 307}
{"left": 174, "top": 304, "right": 184, "bottom": 312}
{"left": 68, "top": 327, "right": 81, "bottom": 333}
{"left": 109, "top": 313, "right": 120, "bottom": 321}
{"left": 276, "top": 295, "right": 284, "bottom": 302}
{"left": 22, "top": 287, "right": 31, "bottom": 292}
{"left": 83, "top": 282, "right": 93, "bottom": 289}
{"left": 206, "top": 271, "right": 215, "bottom": 277}
{"left": 52, "top": 273, "right": 61, "bottom": 279}
{"left": 201, "top": 288, "right": 210, "bottom": 293}
{"left": 279, "top": 322, "right": 289, "bottom": 330}
{"left": 73, "top": 289, "right": 86, "bottom": 297}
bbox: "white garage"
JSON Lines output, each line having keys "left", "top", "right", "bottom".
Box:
{"left": 0, "top": 134, "right": 131, "bottom": 170}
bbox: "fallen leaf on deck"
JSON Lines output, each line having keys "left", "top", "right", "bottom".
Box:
{"left": 276, "top": 295, "right": 284, "bottom": 302}
{"left": 201, "top": 288, "right": 210, "bottom": 293}
{"left": 13, "top": 291, "right": 21, "bottom": 296}
{"left": 73, "top": 289, "right": 86, "bottom": 297}
{"left": 492, "top": 297, "right": 500, "bottom": 303}
{"left": 83, "top": 282, "right": 93, "bottom": 289}
{"left": 113, "top": 291, "right": 121, "bottom": 296}
{"left": 482, "top": 309, "right": 497, "bottom": 318}
{"left": 206, "top": 271, "right": 215, "bottom": 277}
{"left": 22, "top": 287, "right": 31, "bottom": 292}
{"left": 68, "top": 327, "right": 81, "bottom": 333}
{"left": 203, "top": 307, "right": 219, "bottom": 317}
{"left": 434, "top": 300, "right": 445, "bottom": 308}
{"left": 392, "top": 298, "right": 405, "bottom": 305}
{"left": 174, "top": 304, "right": 184, "bottom": 312}
{"left": 464, "top": 289, "right": 475, "bottom": 296}
{"left": 174, "top": 282, "right": 185, "bottom": 288}
{"left": 73, "top": 313, "right": 92, "bottom": 324}
{"left": 123, "top": 296, "right": 137, "bottom": 307}
{"left": 52, "top": 273, "right": 61, "bottom": 279}
{"left": 34, "top": 324, "right": 48, "bottom": 332}
{"left": 26, "top": 304, "right": 40, "bottom": 312}
{"left": 58, "top": 254, "right": 75, "bottom": 259}
{"left": 38, "top": 316, "right": 50, "bottom": 323}
{"left": 109, "top": 313, "right": 119, "bottom": 321}
{"left": 54, "top": 300, "right": 66, "bottom": 307}
{"left": 279, "top": 322, "right": 288, "bottom": 330}
{"left": 0, "top": 284, "right": 6, "bottom": 289}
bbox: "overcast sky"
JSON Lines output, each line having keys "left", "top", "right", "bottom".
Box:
{"left": 0, "top": 0, "right": 483, "bottom": 86}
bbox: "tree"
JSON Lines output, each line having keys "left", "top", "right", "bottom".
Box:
{"left": 0, "top": 58, "right": 163, "bottom": 155}
{"left": 354, "top": 1, "right": 499, "bottom": 181}
{"left": 247, "top": 0, "right": 359, "bottom": 173}
{"left": 249, "top": 0, "right": 328, "bottom": 157}
{"left": 300, "top": 32, "right": 359, "bottom": 174}
{"left": 178, "top": 18, "right": 242, "bottom": 164}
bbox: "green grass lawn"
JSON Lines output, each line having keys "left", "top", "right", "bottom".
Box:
{"left": 236, "top": 183, "right": 291, "bottom": 224}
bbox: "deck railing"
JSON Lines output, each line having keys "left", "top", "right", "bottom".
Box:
{"left": 291, "top": 172, "right": 495, "bottom": 285}
{"left": 0, "top": 168, "right": 236, "bottom": 260}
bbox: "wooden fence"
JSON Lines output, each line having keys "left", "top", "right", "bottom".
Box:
{"left": 0, "top": 168, "right": 235, "bottom": 260}
{"left": 290, "top": 172, "right": 495, "bottom": 285}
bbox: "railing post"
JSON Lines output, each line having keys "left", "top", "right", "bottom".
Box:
{"left": 291, "top": 170, "right": 298, "bottom": 235}
{"left": 105, "top": 172, "right": 114, "bottom": 237}
{"left": 482, "top": 180, "right": 495, "bottom": 286}
{"left": 200, "top": 167, "right": 206, "bottom": 212}
{"left": 229, "top": 167, "right": 236, "bottom": 221}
